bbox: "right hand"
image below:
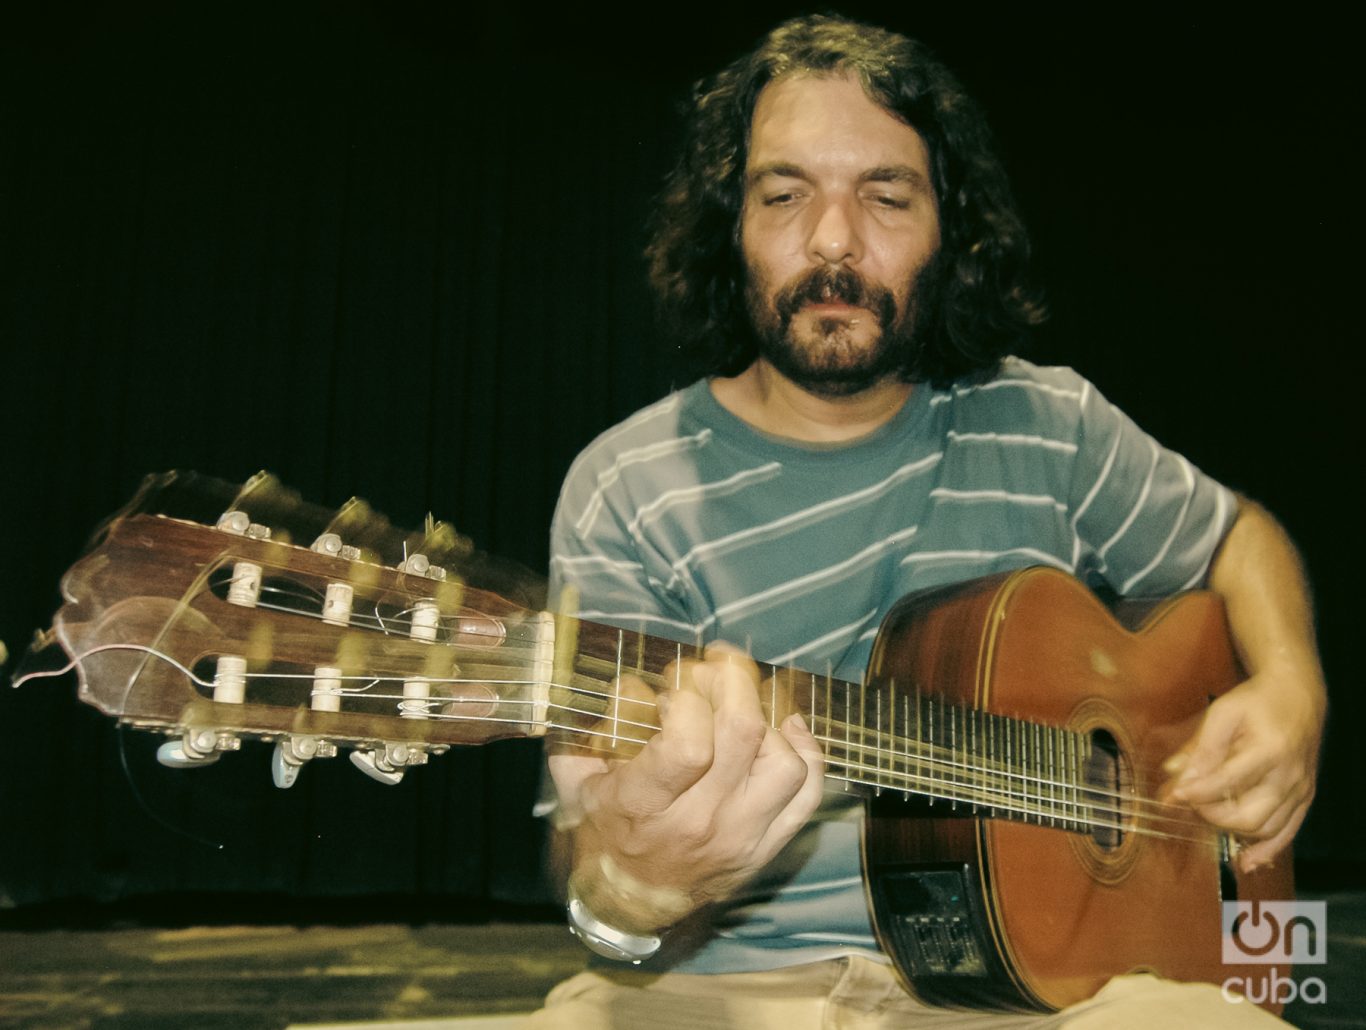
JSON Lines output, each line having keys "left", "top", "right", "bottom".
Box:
{"left": 548, "top": 644, "right": 826, "bottom": 934}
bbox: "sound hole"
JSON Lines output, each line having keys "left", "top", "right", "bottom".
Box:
{"left": 1083, "top": 729, "right": 1125, "bottom": 849}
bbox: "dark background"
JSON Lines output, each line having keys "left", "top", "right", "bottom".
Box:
{"left": 0, "top": 2, "right": 1357, "bottom": 916}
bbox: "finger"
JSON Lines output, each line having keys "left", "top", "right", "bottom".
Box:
{"left": 1170, "top": 744, "right": 1275, "bottom": 806}
{"left": 546, "top": 753, "right": 611, "bottom": 825}
{"left": 1191, "top": 779, "right": 1285, "bottom": 835}
{"left": 1172, "top": 703, "right": 1244, "bottom": 783}
{"left": 1238, "top": 800, "right": 1310, "bottom": 872}
{"left": 690, "top": 655, "right": 769, "bottom": 784}
{"left": 606, "top": 687, "right": 717, "bottom": 813}
{"left": 755, "top": 714, "right": 827, "bottom": 856}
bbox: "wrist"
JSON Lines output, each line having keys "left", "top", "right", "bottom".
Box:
{"left": 565, "top": 882, "right": 662, "bottom": 964}
{"left": 568, "top": 850, "right": 694, "bottom": 938}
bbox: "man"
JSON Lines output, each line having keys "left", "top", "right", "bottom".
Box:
{"left": 532, "top": 15, "right": 1324, "bottom": 1027}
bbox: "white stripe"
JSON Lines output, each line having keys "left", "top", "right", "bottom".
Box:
{"left": 574, "top": 427, "right": 713, "bottom": 536}
{"left": 929, "top": 487, "right": 1066, "bottom": 511}
{"left": 1180, "top": 488, "right": 1235, "bottom": 591}
{"left": 551, "top": 554, "right": 645, "bottom": 573}
{"left": 1070, "top": 404, "right": 1125, "bottom": 530}
{"left": 768, "top": 607, "right": 880, "bottom": 665}
{"left": 587, "top": 392, "right": 681, "bottom": 452}
{"left": 899, "top": 547, "right": 1073, "bottom": 572}
{"left": 704, "top": 526, "right": 921, "bottom": 629}
{"left": 929, "top": 377, "right": 1083, "bottom": 403}
{"left": 946, "top": 430, "right": 1077, "bottom": 454}
{"left": 660, "top": 452, "right": 943, "bottom": 592}
{"left": 1097, "top": 438, "right": 1160, "bottom": 561}
{"left": 625, "top": 461, "right": 783, "bottom": 538}
{"left": 1120, "top": 456, "right": 1196, "bottom": 594}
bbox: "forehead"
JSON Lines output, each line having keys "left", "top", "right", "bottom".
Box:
{"left": 746, "top": 72, "right": 932, "bottom": 178}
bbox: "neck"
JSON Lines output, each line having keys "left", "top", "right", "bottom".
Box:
{"left": 710, "top": 359, "right": 912, "bottom": 444}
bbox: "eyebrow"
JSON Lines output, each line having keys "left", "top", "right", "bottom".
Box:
{"left": 747, "top": 162, "right": 935, "bottom": 197}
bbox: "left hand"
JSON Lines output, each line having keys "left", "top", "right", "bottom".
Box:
{"left": 1162, "top": 667, "right": 1324, "bottom": 871}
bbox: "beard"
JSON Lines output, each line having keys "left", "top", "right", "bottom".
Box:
{"left": 744, "top": 264, "right": 927, "bottom": 398}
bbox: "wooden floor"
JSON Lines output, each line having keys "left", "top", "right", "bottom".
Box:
{"left": 0, "top": 921, "right": 585, "bottom": 1030}
{"left": 1, "top": 896, "right": 1362, "bottom": 1029}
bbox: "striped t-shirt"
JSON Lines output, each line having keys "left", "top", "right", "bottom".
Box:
{"left": 548, "top": 358, "right": 1237, "bottom": 973}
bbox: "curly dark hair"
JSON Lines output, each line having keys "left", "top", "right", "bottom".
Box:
{"left": 646, "top": 15, "right": 1045, "bottom": 388}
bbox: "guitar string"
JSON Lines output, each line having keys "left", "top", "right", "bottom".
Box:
{"left": 47, "top": 574, "right": 1204, "bottom": 837}
{"left": 46, "top": 566, "right": 1220, "bottom": 839}
{"left": 19, "top": 644, "right": 1214, "bottom": 845}
{"left": 39, "top": 603, "right": 1202, "bottom": 841}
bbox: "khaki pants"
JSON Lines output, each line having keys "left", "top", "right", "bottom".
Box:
{"left": 523, "top": 957, "right": 1287, "bottom": 1029}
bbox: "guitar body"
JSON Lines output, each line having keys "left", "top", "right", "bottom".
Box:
{"left": 861, "top": 567, "right": 1293, "bottom": 1012}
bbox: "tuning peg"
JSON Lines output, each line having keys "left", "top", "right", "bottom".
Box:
{"left": 271, "top": 734, "right": 337, "bottom": 788}
{"left": 349, "top": 741, "right": 428, "bottom": 786}
{"left": 398, "top": 553, "right": 446, "bottom": 581}
{"left": 156, "top": 728, "right": 238, "bottom": 768}
{"left": 311, "top": 532, "right": 361, "bottom": 562}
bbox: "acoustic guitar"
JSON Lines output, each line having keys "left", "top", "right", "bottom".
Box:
{"left": 19, "top": 471, "right": 1292, "bottom": 1013}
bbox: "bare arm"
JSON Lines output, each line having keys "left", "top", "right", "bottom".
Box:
{"left": 1164, "top": 499, "right": 1327, "bottom": 870}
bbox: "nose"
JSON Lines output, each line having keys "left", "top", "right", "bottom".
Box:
{"left": 807, "top": 197, "right": 862, "bottom": 266}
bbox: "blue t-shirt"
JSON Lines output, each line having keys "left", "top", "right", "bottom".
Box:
{"left": 549, "top": 359, "right": 1236, "bottom": 973}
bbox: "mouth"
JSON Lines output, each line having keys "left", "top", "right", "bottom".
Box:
{"left": 800, "top": 300, "right": 864, "bottom": 314}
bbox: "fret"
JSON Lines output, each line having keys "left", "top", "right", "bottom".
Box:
{"left": 969, "top": 708, "right": 979, "bottom": 814}
{"left": 609, "top": 671, "right": 622, "bottom": 750}
{"left": 1047, "top": 726, "right": 1057, "bottom": 826}
{"left": 926, "top": 693, "right": 935, "bottom": 807}
{"left": 1032, "top": 722, "right": 1041, "bottom": 824}
{"left": 855, "top": 678, "right": 866, "bottom": 793}
{"left": 874, "top": 685, "right": 883, "bottom": 796}
{"left": 901, "top": 690, "right": 911, "bottom": 800}
{"left": 1018, "top": 718, "right": 1028, "bottom": 822}
{"left": 824, "top": 669, "right": 833, "bottom": 770}
{"left": 913, "top": 685, "right": 922, "bottom": 802}
{"left": 1082, "top": 730, "right": 1094, "bottom": 829}
{"left": 985, "top": 713, "right": 995, "bottom": 816}
{"left": 1067, "top": 729, "right": 1079, "bottom": 831}
{"left": 949, "top": 701, "right": 958, "bottom": 811}
{"left": 768, "top": 665, "right": 776, "bottom": 728}
{"left": 888, "top": 679, "right": 898, "bottom": 799}
{"left": 838, "top": 678, "right": 848, "bottom": 790}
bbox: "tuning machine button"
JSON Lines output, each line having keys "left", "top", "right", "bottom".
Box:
{"left": 311, "top": 532, "right": 362, "bottom": 562}
{"left": 216, "top": 510, "right": 272, "bottom": 540}
{"left": 271, "top": 734, "right": 337, "bottom": 788}
{"left": 156, "top": 728, "right": 239, "bottom": 768}
{"left": 349, "top": 741, "right": 428, "bottom": 785}
{"left": 398, "top": 553, "right": 446, "bottom": 581}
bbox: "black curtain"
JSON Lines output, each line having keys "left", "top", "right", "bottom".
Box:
{"left": 1, "top": 3, "right": 1356, "bottom": 912}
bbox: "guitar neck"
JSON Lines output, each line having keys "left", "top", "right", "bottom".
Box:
{"left": 42, "top": 506, "right": 1109, "bottom": 833}
{"left": 550, "top": 615, "right": 1101, "bottom": 830}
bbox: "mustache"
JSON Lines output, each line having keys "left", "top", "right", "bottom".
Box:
{"left": 773, "top": 266, "right": 896, "bottom": 324}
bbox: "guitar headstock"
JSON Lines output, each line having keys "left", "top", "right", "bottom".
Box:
{"left": 35, "top": 471, "right": 556, "bottom": 787}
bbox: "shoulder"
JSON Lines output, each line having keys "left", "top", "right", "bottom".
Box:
{"left": 934, "top": 358, "right": 1096, "bottom": 435}
{"left": 556, "top": 381, "right": 718, "bottom": 514}
{"left": 562, "top": 386, "right": 697, "bottom": 480}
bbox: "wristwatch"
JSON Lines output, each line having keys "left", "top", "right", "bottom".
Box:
{"left": 566, "top": 884, "right": 663, "bottom": 964}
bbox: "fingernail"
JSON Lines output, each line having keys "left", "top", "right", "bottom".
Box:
{"left": 784, "top": 713, "right": 808, "bottom": 733}
{"left": 1163, "top": 753, "right": 1187, "bottom": 774}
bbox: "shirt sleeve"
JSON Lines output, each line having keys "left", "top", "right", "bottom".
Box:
{"left": 1067, "top": 378, "right": 1238, "bottom": 597}
{"left": 548, "top": 448, "right": 701, "bottom": 643}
